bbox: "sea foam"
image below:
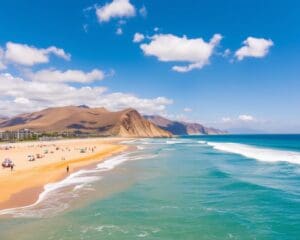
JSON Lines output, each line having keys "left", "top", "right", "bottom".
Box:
{"left": 207, "top": 142, "right": 300, "bottom": 164}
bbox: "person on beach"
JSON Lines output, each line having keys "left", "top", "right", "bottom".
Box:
{"left": 10, "top": 164, "right": 14, "bottom": 171}
{"left": 66, "top": 165, "right": 69, "bottom": 173}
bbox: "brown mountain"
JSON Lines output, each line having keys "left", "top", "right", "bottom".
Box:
{"left": 0, "top": 117, "right": 7, "bottom": 123}
{"left": 0, "top": 106, "right": 172, "bottom": 137}
{"left": 144, "top": 115, "right": 227, "bottom": 135}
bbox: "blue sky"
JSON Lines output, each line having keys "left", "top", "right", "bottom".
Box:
{"left": 0, "top": 0, "right": 299, "bottom": 133}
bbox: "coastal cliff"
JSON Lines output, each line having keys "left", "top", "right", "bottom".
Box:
{"left": 144, "top": 115, "right": 227, "bottom": 135}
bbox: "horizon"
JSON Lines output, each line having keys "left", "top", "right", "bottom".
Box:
{"left": 0, "top": 0, "right": 299, "bottom": 133}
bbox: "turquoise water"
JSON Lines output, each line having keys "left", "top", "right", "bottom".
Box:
{"left": 1, "top": 135, "right": 300, "bottom": 239}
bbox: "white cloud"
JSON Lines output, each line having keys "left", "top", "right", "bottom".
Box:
{"left": 140, "top": 33, "right": 222, "bottom": 72}
{"left": 0, "top": 48, "right": 6, "bottom": 70}
{"left": 96, "top": 0, "right": 136, "bottom": 22}
{"left": 0, "top": 62, "right": 6, "bottom": 70}
{"left": 133, "top": 33, "right": 145, "bottom": 43}
{"left": 162, "top": 112, "right": 192, "bottom": 123}
{"left": 183, "top": 107, "right": 192, "bottom": 112}
{"left": 14, "top": 97, "right": 30, "bottom": 105}
{"left": 238, "top": 114, "right": 255, "bottom": 122}
{"left": 3, "top": 42, "right": 70, "bottom": 66}
{"left": 101, "top": 94, "right": 173, "bottom": 114}
{"left": 139, "top": 6, "right": 147, "bottom": 17}
{"left": 172, "top": 62, "right": 204, "bottom": 73}
{"left": 0, "top": 73, "right": 173, "bottom": 117}
{"left": 222, "top": 117, "right": 232, "bottom": 123}
{"left": 223, "top": 48, "right": 231, "bottom": 57}
{"left": 235, "top": 37, "right": 274, "bottom": 60}
{"left": 27, "top": 69, "right": 105, "bottom": 83}
{"left": 221, "top": 115, "right": 256, "bottom": 123}
{"left": 116, "top": 27, "right": 123, "bottom": 35}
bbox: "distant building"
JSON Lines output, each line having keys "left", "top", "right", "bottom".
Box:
{"left": 0, "top": 129, "right": 39, "bottom": 141}
{"left": 38, "top": 136, "right": 63, "bottom": 141}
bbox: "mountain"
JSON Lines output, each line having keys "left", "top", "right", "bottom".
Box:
{"left": 0, "top": 106, "right": 172, "bottom": 138}
{"left": 144, "top": 115, "right": 227, "bottom": 135}
{"left": 0, "top": 117, "right": 7, "bottom": 123}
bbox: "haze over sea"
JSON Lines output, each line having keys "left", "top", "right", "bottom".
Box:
{"left": 1, "top": 135, "right": 300, "bottom": 240}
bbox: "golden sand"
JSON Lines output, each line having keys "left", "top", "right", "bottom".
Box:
{"left": 0, "top": 138, "right": 128, "bottom": 209}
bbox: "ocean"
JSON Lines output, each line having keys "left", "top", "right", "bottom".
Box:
{"left": 1, "top": 135, "right": 300, "bottom": 240}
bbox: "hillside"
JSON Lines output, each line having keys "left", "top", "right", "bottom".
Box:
{"left": 0, "top": 106, "right": 172, "bottom": 138}
{"left": 144, "top": 115, "right": 227, "bottom": 135}
{"left": 0, "top": 117, "right": 7, "bottom": 123}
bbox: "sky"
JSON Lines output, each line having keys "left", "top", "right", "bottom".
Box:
{"left": 0, "top": 0, "right": 299, "bottom": 133}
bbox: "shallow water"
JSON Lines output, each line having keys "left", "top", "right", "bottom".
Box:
{"left": 1, "top": 135, "right": 300, "bottom": 239}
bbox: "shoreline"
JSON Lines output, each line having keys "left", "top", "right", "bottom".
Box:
{"left": 0, "top": 138, "right": 131, "bottom": 211}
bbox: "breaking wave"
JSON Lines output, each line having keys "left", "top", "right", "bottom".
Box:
{"left": 207, "top": 142, "right": 300, "bottom": 164}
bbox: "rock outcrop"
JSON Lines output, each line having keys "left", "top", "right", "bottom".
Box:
{"left": 144, "top": 115, "right": 227, "bottom": 135}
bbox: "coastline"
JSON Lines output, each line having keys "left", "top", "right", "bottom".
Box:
{"left": 0, "top": 138, "right": 131, "bottom": 210}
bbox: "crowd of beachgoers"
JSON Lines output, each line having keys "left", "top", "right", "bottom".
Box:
{"left": 0, "top": 138, "right": 127, "bottom": 210}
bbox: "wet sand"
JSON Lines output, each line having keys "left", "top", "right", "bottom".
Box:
{"left": 0, "top": 138, "right": 129, "bottom": 209}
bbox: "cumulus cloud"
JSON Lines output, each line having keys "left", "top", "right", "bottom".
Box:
{"left": 0, "top": 73, "right": 173, "bottom": 117}
{"left": 221, "top": 117, "right": 232, "bottom": 123}
{"left": 27, "top": 68, "right": 105, "bottom": 83}
{"left": 14, "top": 97, "right": 31, "bottom": 105}
{"left": 172, "top": 62, "right": 204, "bottom": 73}
{"left": 116, "top": 27, "right": 123, "bottom": 35}
{"left": 222, "top": 48, "right": 231, "bottom": 57}
{"left": 133, "top": 33, "right": 145, "bottom": 43}
{"left": 238, "top": 114, "right": 255, "bottom": 122}
{"left": 0, "top": 62, "right": 6, "bottom": 70}
{"left": 222, "top": 115, "right": 255, "bottom": 123}
{"left": 140, "top": 33, "right": 222, "bottom": 72}
{"left": 96, "top": 0, "right": 136, "bottom": 22}
{"left": 162, "top": 113, "right": 192, "bottom": 123}
{"left": 235, "top": 37, "right": 274, "bottom": 60}
{"left": 1, "top": 42, "right": 70, "bottom": 66}
{"left": 0, "top": 37, "right": 173, "bottom": 117}
{"left": 183, "top": 107, "right": 192, "bottom": 112}
{"left": 0, "top": 48, "right": 6, "bottom": 70}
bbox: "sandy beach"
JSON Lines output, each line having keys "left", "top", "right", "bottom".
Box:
{"left": 0, "top": 138, "right": 129, "bottom": 210}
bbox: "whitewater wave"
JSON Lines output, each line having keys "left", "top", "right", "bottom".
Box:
{"left": 121, "top": 139, "right": 138, "bottom": 144}
{"left": 207, "top": 142, "right": 300, "bottom": 164}
{"left": 166, "top": 140, "right": 182, "bottom": 144}
{"left": 166, "top": 139, "right": 195, "bottom": 145}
